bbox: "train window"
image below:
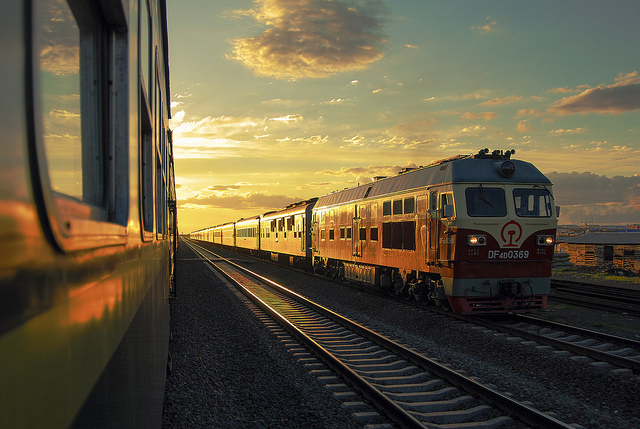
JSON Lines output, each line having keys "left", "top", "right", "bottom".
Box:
{"left": 370, "top": 227, "right": 379, "bottom": 241}
{"left": 340, "top": 228, "right": 346, "bottom": 239}
{"left": 330, "top": 210, "right": 335, "bottom": 223}
{"left": 382, "top": 221, "right": 415, "bottom": 250}
{"left": 39, "top": 0, "right": 106, "bottom": 207}
{"left": 403, "top": 221, "right": 416, "bottom": 250}
{"left": 359, "top": 205, "right": 366, "bottom": 219}
{"left": 393, "top": 200, "right": 403, "bottom": 215}
{"left": 321, "top": 229, "right": 326, "bottom": 240}
{"left": 431, "top": 191, "right": 438, "bottom": 211}
{"left": 513, "top": 189, "right": 552, "bottom": 217}
{"left": 329, "top": 229, "right": 335, "bottom": 240}
{"left": 465, "top": 188, "right": 506, "bottom": 217}
{"left": 404, "top": 197, "right": 415, "bottom": 214}
{"left": 359, "top": 228, "right": 367, "bottom": 241}
{"left": 35, "top": 0, "right": 129, "bottom": 250}
{"left": 441, "top": 193, "right": 454, "bottom": 216}
{"left": 140, "top": 0, "right": 151, "bottom": 103}
{"left": 346, "top": 227, "right": 352, "bottom": 240}
{"left": 382, "top": 223, "right": 392, "bottom": 248}
{"left": 371, "top": 202, "right": 378, "bottom": 218}
{"left": 383, "top": 201, "right": 391, "bottom": 216}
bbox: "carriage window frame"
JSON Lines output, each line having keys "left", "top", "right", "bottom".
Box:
{"left": 32, "top": 0, "right": 129, "bottom": 252}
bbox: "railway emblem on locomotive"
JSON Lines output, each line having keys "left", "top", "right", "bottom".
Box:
{"left": 500, "top": 220, "right": 522, "bottom": 247}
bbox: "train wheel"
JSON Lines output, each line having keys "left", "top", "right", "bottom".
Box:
{"left": 393, "top": 276, "right": 411, "bottom": 299}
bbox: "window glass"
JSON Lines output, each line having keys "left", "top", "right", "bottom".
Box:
{"left": 340, "top": 227, "right": 345, "bottom": 239}
{"left": 404, "top": 197, "right": 415, "bottom": 214}
{"left": 346, "top": 227, "right": 352, "bottom": 239}
{"left": 370, "top": 227, "right": 378, "bottom": 241}
{"left": 359, "top": 227, "right": 366, "bottom": 241}
{"left": 393, "top": 200, "right": 403, "bottom": 215}
{"left": 359, "top": 204, "right": 366, "bottom": 219}
{"left": 140, "top": 0, "right": 151, "bottom": 99}
{"left": 465, "top": 187, "right": 507, "bottom": 217}
{"left": 383, "top": 201, "right": 391, "bottom": 216}
{"left": 514, "top": 189, "right": 552, "bottom": 217}
{"left": 329, "top": 229, "right": 335, "bottom": 240}
{"left": 40, "top": 0, "right": 103, "bottom": 206}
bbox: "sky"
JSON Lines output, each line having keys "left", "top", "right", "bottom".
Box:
{"left": 167, "top": 0, "right": 640, "bottom": 234}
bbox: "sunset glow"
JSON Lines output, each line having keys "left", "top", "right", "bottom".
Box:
{"left": 168, "top": 0, "right": 640, "bottom": 233}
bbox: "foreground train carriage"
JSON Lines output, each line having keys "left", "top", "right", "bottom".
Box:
{"left": 1, "top": 1, "right": 175, "bottom": 427}
{"left": 312, "top": 149, "right": 557, "bottom": 313}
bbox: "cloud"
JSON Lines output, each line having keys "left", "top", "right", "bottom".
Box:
{"left": 460, "top": 111, "right": 498, "bottom": 121}
{"left": 206, "top": 184, "right": 242, "bottom": 191}
{"left": 269, "top": 114, "right": 304, "bottom": 123}
{"left": 548, "top": 171, "right": 640, "bottom": 224}
{"left": 39, "top": 0, "right": 79, "bottom": 76}
{"left": 471, "top": 19, "right": 497, "bottom": 34}
{"left": 548, "top": 71, "right": 640, "bottom": 115}
{"left": 517, "top": 120, "right": 533, "bottom": 132}
{"left": 549, "top": 128, "right": 586, "bottom": 135}
{"left": 318, "top": 164, "right": 407, "bottom": 184}
{"left": 516, "top": 108, "right": 545, "bottom": 117}
{"left": 181, "top": 192, "right": 301, "bottom": 211}
{"left": 228, "top": 0, "right": 388, "bottom": 79}
{"left": 480, "top": 96, "right": 524, "bottom": 106}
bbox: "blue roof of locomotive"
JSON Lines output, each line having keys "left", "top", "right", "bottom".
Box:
{"left": 315, "top": 156, "right": 551, "bottom": 209}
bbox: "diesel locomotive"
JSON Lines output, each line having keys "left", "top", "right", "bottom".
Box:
{"left": 191, "top": 149, "right": 558, "bottom": 314}
{"left": 1, "top": 1, "right": 176, "bottom": 427}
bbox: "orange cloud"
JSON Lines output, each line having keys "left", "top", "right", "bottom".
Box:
{"left": 549, "top": 71, "right": 640, "bottom": 115}
{"left": 228, "top": 0, "right": 387, "bottom": 79}
{"left": 480, "top": 96, "right": 524, "bottom": 106}
{"left": 516, "top": 120, "right": 533, "bottom": 132}
{"left": 460, "top": 111, "right": 498, "bottom": 121}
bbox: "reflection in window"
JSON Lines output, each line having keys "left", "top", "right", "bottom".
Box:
{"left": 514, "top": 189, "right": 553, "bottom": 217}
{"left": 465, "top": 187, "right": 507, "bottom": 217}
{"left": 39, "top": 0, "right": 103, "bottom": 206}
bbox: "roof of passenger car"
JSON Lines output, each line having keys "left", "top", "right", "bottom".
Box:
{"left": 315, "top": 156, "right": 551, "bottom": 209}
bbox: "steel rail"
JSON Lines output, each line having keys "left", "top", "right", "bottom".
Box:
{"left": 185, "top": 239, "right": 573, "bottom": 429}
{"left": 186, "top": 241, "right": 425, "bottom": 428}
{"left": 517, "top": 314, "right": 640, "bottom": 350}
{"left": 456, "top": 313, "right": 640, "bottom": 373}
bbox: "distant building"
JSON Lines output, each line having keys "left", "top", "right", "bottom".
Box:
{"left": 556, "top": 232, "right": 640, "bottom": 272}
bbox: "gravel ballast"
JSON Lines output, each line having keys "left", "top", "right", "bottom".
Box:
{"left": 164, "top": 243, "right": 640, "bottom": 428}
{"left": 161, "top": 244, "right": 361, "bottom": 428}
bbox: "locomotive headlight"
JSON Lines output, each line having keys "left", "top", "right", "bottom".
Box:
{"left": 500, "top": 160, "right": 516, "bottom": 178}
{"left": 468, "top": 234, "right": 487, "bottom": 246}
{"left": 536, "top": 235, "right": 555, "bottom": 246}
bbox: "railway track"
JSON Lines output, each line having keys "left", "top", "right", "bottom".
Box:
{"left": 550, "top": 279, "right": 640, "bottom": 317}
{"left": 184, "top": 240, "right": 573, "bottom": 429}
{"left": 459, "top": 313, "right": 640, "bottom": 375}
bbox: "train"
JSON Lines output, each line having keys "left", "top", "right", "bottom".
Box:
{"left": 1, "top": 1, "right": 176, "bottom": 427}
{"left": 191, "top": 149, "right": 558, "bottom": 314}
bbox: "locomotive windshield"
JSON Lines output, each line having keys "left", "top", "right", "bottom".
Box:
{"left": 465, "top": 187, "right": 507, "bottom": 217}
{"left": 514, "top": 188, "right": 553, "bottom": 217}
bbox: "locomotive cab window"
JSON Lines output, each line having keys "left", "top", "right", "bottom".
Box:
{"left": 465, "top": 187, "right": 506, "bottom": 217}
{"left": 514, "top": 189, "right": 553, "bottom": 217}
{"left": 34, "top": 0, "right": 128, "bottom": 250}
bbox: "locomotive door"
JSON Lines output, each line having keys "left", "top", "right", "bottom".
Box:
{"left": 353, "top": 205, "right": 361, "bottom": 257}
{"left": 300, "top": 215, "right": 305, "bottom": 252}
{"left": 427, "top": 191, "right": 439, "bottom": 263}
